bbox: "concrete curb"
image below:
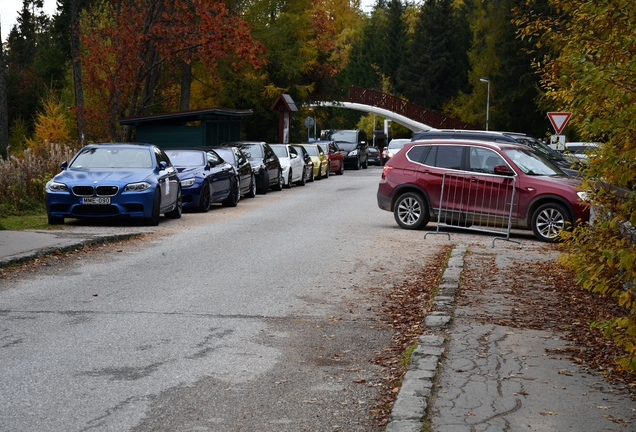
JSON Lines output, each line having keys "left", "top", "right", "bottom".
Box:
{"left": 385, "top": 244, "right": 466, "bottom": 432}
{"left": 0, "top": 233, "right": 144, "bottom": 268}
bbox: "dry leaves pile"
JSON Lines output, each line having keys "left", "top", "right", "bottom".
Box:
{"left": 371, "top": 245, "right": 454, "bottom": 427}
{"left": 458, "top": 249, "right": 636, "bottom": 397}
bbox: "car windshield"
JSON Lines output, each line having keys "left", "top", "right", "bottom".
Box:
{"left": 388, "top": 140, "right": 408, "bottom": 150}
{"left": 70, "top": 147, "right": 153, "bottom": 168}
{"left": 239, "top": 144, "right": 263, "bottom": 159}
{"left": 502, "top": 148, "right": 565, "bottom": 176}
{"left": 330, "top": 131, "right": 356, "bottom": 142}
{"left": 271, "top": 145, "right": 289, "bottom": 158}
{"left": 334, "top": 141, "right": 356, "bottom": 151}
{"left": 166, "top": 150, "right": 205, "bottom": 167}
{"left": 213, "top": 148, "right": 235, "bottom": 164}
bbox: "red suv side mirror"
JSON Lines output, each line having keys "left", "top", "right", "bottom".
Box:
{"left": 494, "top": 164, "right": 514, "bottom": 176}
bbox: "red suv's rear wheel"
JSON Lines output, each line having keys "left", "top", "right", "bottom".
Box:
{"left": 394, "top": 192, "right": 430, "bottom": 229}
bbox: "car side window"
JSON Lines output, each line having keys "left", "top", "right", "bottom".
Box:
{"left": 423, "top": 146, "right": 437, "bottom": 165}
{"left": 156, "top": 148, "right": 172, "bottom": 168}
{"left": 468, "top": 147, "right": 505, "bottom": 174}
{"left": 407, "top": 145, "right": 430, "bottom": 164}
{"left": 289, "top": 146, "right": 298, "bottom": 156}
{"left": 264, "top": 145, "right": 274, "bottom": 159}
{"left": 329, "top": 143, "right": 338, "bottom": 153}
{"left": 435, "top": 146, "right": 463, "bottom": 170}
{"left": 207, "top": 151, "right": 222, "bottom": 167}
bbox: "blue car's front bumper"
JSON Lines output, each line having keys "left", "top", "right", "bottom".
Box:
{"left": 46, "top": 187, "right": 157, "bottom": 219}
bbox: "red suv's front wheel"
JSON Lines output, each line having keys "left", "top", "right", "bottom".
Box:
{"left": 394, "top": 192, "right": 430, "bottom": 229}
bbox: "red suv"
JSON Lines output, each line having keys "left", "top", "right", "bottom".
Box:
{"left": 377, "top": 140, "right": 589, "bottom": 242}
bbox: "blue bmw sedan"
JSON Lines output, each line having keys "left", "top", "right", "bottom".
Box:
{"left": 164, "top": 148, "right": 240, "bottom": 212}
{"left": 45, "top": 143, "right": 182, "bottom": 226}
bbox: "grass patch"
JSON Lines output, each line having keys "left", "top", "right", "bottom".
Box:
{"left": 0, "top": 213, "right": 53, "bottom": 230}
{"left": 400, "top": 343, "right": 418, "bottom": 367}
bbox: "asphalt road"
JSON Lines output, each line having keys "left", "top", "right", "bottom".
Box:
{"left": 0, "top": 165, "right": 447, "bottom": 432}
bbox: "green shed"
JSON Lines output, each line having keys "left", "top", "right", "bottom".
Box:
{"left": 119, "top": 107, "right": 253, "bottom": 148}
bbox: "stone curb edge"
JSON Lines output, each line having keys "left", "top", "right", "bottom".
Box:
{"left": 0, "top": 233, "right": 145, "bottom": 269}
{"left": 385, "top": 243, "right": 466, "bottom": 432}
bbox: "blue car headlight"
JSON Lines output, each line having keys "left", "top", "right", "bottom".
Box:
{"left": 180, "top": 178, "right": 195, "bottom": 188}
{"left": 124, "top": 181, "right": 151, "bottom": 192}
{"left": 46, "top": 180, "right": 68, "bottom": 192}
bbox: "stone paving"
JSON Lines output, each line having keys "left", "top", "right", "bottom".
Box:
{"left": 386, "top": 242, "right": 636, "bottom": 432}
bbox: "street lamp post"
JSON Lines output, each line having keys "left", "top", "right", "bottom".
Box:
{"left": 479, "top": 77, "right": 490, "bottom": 131}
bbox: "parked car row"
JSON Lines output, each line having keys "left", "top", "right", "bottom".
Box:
{"left": 45, "top": 140, "right": 354, "bottom": 226}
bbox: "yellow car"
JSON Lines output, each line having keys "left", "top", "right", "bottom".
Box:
{"left": 299, "top": 144, "right": 329, "bottom": 180}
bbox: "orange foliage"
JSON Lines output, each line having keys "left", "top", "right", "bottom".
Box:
{"left": 80, "top": 0, "right": 264, "bottom": 141}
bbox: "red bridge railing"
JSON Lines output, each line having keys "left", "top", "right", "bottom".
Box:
{"left": 346, "top": 86, "right": 478, "bottom": 130}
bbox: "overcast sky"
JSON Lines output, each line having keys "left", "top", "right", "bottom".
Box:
{"left": 2, "top": 0, "right": 378, "bottom": 41}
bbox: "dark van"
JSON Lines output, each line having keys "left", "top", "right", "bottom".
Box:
{"left": 328, "top": 130, "right": 369, "bottom": 170}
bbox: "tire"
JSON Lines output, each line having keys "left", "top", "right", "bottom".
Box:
{"left": 48, "top": 215, "right": 64, "bottom": 225}
{"left": 531, "top": 202, "right": 571, "bottom": 242}
{"left": 296, "top": 168, "right": 306, "bottom": 186}
{"left": 165, "top": 186, "right": 182, "bottom": 219}
{"left": 362, "top": 157, "right": 368, "bottom": 169}
{"left": 257, "top": 171, "right": 268, "bottom": 195}
{"left": 337, "top": 162, "right": 344, "bottom": 175}
{"left": 285, "top": 170, "right": 293, "bottom": 188}
{"left": 325, "top": 164, "right": 330, "bottom": 178}
{"left": 246, "top": 173, "right": 257, "bottom": 198}
{"left": 198, "top": 182, "right": 211, "bottom": 212}
{"left": 272, "top": 170, "right": 283, "bottom": 191}
{"left": 222, "top": 177, "right": 241, "bottom": 207}
{"left": 308, "top": 168, "right": 315, "bottom": 183}
{"left": 146, "top": 189, "right": 161, "bottom": 226}
{"left": 393, "top": 192, "right": 430, "bottom": 230}
{"left": 317, "top": 164, "right": 322, "bottom": 180}
{"left": 354, "top": 157, "right": 361, "bottom": 170}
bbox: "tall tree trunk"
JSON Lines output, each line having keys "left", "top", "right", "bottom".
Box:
{"left": 180, "top": 61, "right": 192, "bottom": 111}
{"left": 70, "top": 0, "right": 87, "bottom": 145}
{"left": 0, "top": 22, "right": 9, "bottom": 158}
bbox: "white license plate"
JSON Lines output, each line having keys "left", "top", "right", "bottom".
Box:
{"left": 81, "top": 197, "right": 111, "bottom": 205}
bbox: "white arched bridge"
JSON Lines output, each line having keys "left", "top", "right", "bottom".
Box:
{"left": 307, "top": 86, "right": 477, "bottom": 133}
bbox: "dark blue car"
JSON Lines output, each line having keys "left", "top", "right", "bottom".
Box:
{"left": 45, "top": 143, "right": 182, "bottom": 226}
{"left": 164, "top": 148, "right": 240, "bottom": 212}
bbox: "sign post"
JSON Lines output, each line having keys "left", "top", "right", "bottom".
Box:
{"left": 304, "top": 116, "right": 315, "bottom": 141}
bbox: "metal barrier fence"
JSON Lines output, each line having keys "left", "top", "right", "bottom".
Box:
{"left": 424, "top": 172, "right": 522, "bottom": 248}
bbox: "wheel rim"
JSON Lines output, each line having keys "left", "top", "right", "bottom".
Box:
{"left": 535, "top": 208, "right": 565, "bottom": 239}
{"left": 397, "top": 197, "right": 421, "bottom": 226}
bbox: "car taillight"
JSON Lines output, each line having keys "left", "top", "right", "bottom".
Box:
{"left": 381, "top": 165, "right": 393, "bottom": 179}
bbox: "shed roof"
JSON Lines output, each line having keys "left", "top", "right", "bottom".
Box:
{"left": 119, "top": 107, "right": 253, "bottom": 125}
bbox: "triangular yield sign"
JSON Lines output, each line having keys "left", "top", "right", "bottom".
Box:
{"left": 547, "top": 112, "right": 572, "bottom": 134}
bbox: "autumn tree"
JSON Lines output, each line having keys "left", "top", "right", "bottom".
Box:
{"left": 220, "top": 0, "right": 351, "bottom": 142}
{"left": 4, "top": 0, "right": 67, "bottom": 141}
{"left": 516, "top": 0, "right": 636, "bottom": 370}
{"left": 79, "top": 0, "right": 264, "bottom": 142}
